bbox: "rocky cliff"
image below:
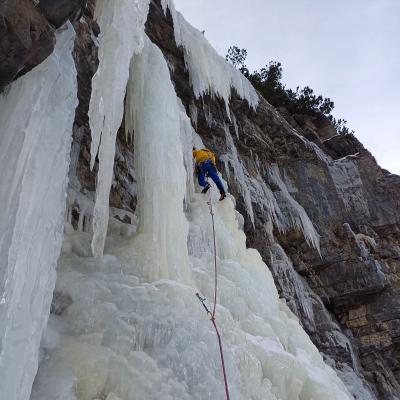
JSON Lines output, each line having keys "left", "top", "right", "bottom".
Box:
{"left": 148, "top": 3, "right": 400, "bottom": 398}
{"left": 1, "top": 1, "right": 399, "bottom": 399}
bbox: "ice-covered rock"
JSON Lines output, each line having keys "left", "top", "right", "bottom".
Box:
{"left": 268, "top": 164, "right": 321, "bottom": 253}
{"left": 0, "top": 24, "right": 77, "bottom": 400}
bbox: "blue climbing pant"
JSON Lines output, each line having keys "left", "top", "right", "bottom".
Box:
{"left": 197, "top": 159, "right": 225, "bottom": 194}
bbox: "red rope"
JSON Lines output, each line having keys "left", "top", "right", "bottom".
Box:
{"left": 209, "top": 197, "right": 218, "bottom": 319}
{"left": 211, "top": 318, "right": 230, "bottom": 400}
{"left": 196, "top": 193, "right": 230, "bottom": 400}
{"left": 195, "top": 291, "right": 230, "bottom": 400}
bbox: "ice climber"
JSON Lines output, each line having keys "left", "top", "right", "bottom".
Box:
{"left": 193, "top": 146, "right": 226, "bottom": 201}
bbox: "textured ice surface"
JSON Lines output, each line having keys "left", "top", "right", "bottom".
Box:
{"left": 219, "top": 125, "right": 320, "bottom": 252}
{"left": 89, "top": 0, "right": 150, "bottom": 257}
{"left": 222, "top": 124, "right": 255, "bottom": 225}
{"left": 220, "top": 126, "right": 288, "bottom": 235}
{"left": 334, "top": 363, "right": 377, "bottom": 400}
{"left": 32, "top": 25, "right": 351, "bottom": 400}
{"left": 268, "top": 164, "right": 321, "bottom": 252}
{"left": 125, "top": 36, "right": 190, "bottom": 283}
{"left": 161, "top": 0, "right": 258, "bottom": 112}
{"left": 270, "top": 243, "right": 315, "bottom": 324}
{"left": 0, "top": 24, "right": 77, "bottom": 400}
{"left": 269, "top": 241, "right": 376, "bottom": 398}
{"left": 32, "top": 198, "right": 352, "bottom": 400}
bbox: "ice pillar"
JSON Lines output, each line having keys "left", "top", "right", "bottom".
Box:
{"left": 125, "top": 36, "right": 190, "bottom": 283}
{"left": 0, "top": 25, "right": 77, "bottom": 400}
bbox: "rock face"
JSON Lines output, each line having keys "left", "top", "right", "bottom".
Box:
{"left": 0, "top": 0, "right": 88, "bottom": 90}
{"left": 2, "top": 0, "right": 400, "bottom": 398}
{"left": 38, "top": 0, "right": 85, "bottom": 28}
{"left": 66, "top": 1, "right": 136, "bottom": 235}
{"left": 0, "top": 0, "right": 55, "bottom": 90}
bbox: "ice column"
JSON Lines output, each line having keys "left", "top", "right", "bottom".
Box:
{"left": 125, "top": 36, "right": 190, "bottom": 283}
{"left": 0, "top": 25, "right": 77, "bottom": 400}
{"left": 88, "top": 0, "right": 150, "bottom": 257}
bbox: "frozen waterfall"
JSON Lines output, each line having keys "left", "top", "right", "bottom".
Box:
{"left": 31, "top": 16, "right": 351, "bottom": 400}
{"left": 0, "top": 1, "right": 358, "bottom": 399}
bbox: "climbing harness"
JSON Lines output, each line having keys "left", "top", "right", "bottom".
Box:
{"left": 195, "top": 189, "right": 230, "bottom": 400}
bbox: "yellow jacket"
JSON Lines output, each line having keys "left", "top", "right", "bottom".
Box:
{"left": 193, "top": 148, "right": 216, "bottom": 165}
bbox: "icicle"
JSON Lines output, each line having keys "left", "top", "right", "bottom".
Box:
{"left": 269, "top": 164, "right": 321, "bottom": 253}
{"left": 123, "top": 35, "right": 190, "bottom": 283}
{"left": 223, "top": 124, "right": 255, "bottom": 225}
{"left": 231, "top": 112, "right": 240, "bottom": 139}
{"left": 0, "top": 24, "right": 77, "bottom": 400}
{"left": 189, "top": 101, "right": 198, "bottom": 129}
{"left": 220, "top": 126, "right": 288, "bottom": 234}
{"left": 89, "top": 0, "right": 150, "bottom": 257}
{"left": 250, "top": 175, "right": 286, "bottom": 233}
{"left": 161, "top": 0, "right": 258, "bottom": 113}
{"left": 270, "top": 243, "right": 315, "bottom": 324}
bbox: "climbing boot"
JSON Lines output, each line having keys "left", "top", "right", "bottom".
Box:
{"left": 201, "top": 183, "right": 211, "bottom": 194}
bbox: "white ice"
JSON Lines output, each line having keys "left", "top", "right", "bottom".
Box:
{"left": 124, "top": 36, "right": 190, "bottom": 283}
{"left": 219, "top": 126, "right": 319, "bottom": 253}
{"left": 161, "top": 0, "right": 259, "bottom": 113}
{"left": 268, "top": 164, "right": 321, "bottom": 253}
{"left": 222, "top": 124, "right": 255, "bottom": 225}
{"left": 88, "top": 0, "right": 150, "bottom": 258}
{"left": 0, "top": 24, "right": 78, "bottom": 400}
{"left": 32, "top": 26, "right": 352, "bottom": 400}
{"left": 220, "top": 126, "right": 289, "bottom": 237}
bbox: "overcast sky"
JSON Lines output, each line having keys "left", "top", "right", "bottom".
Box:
{"left": 174, "top": 0, "right": 400, "bottom": 174}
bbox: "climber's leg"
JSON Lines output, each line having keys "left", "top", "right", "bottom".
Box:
{"left": 205, "top": 161, "right": 225, "bottom": 195}
{"left": 197, "top": 164, "right": 207, "bottom": 188}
